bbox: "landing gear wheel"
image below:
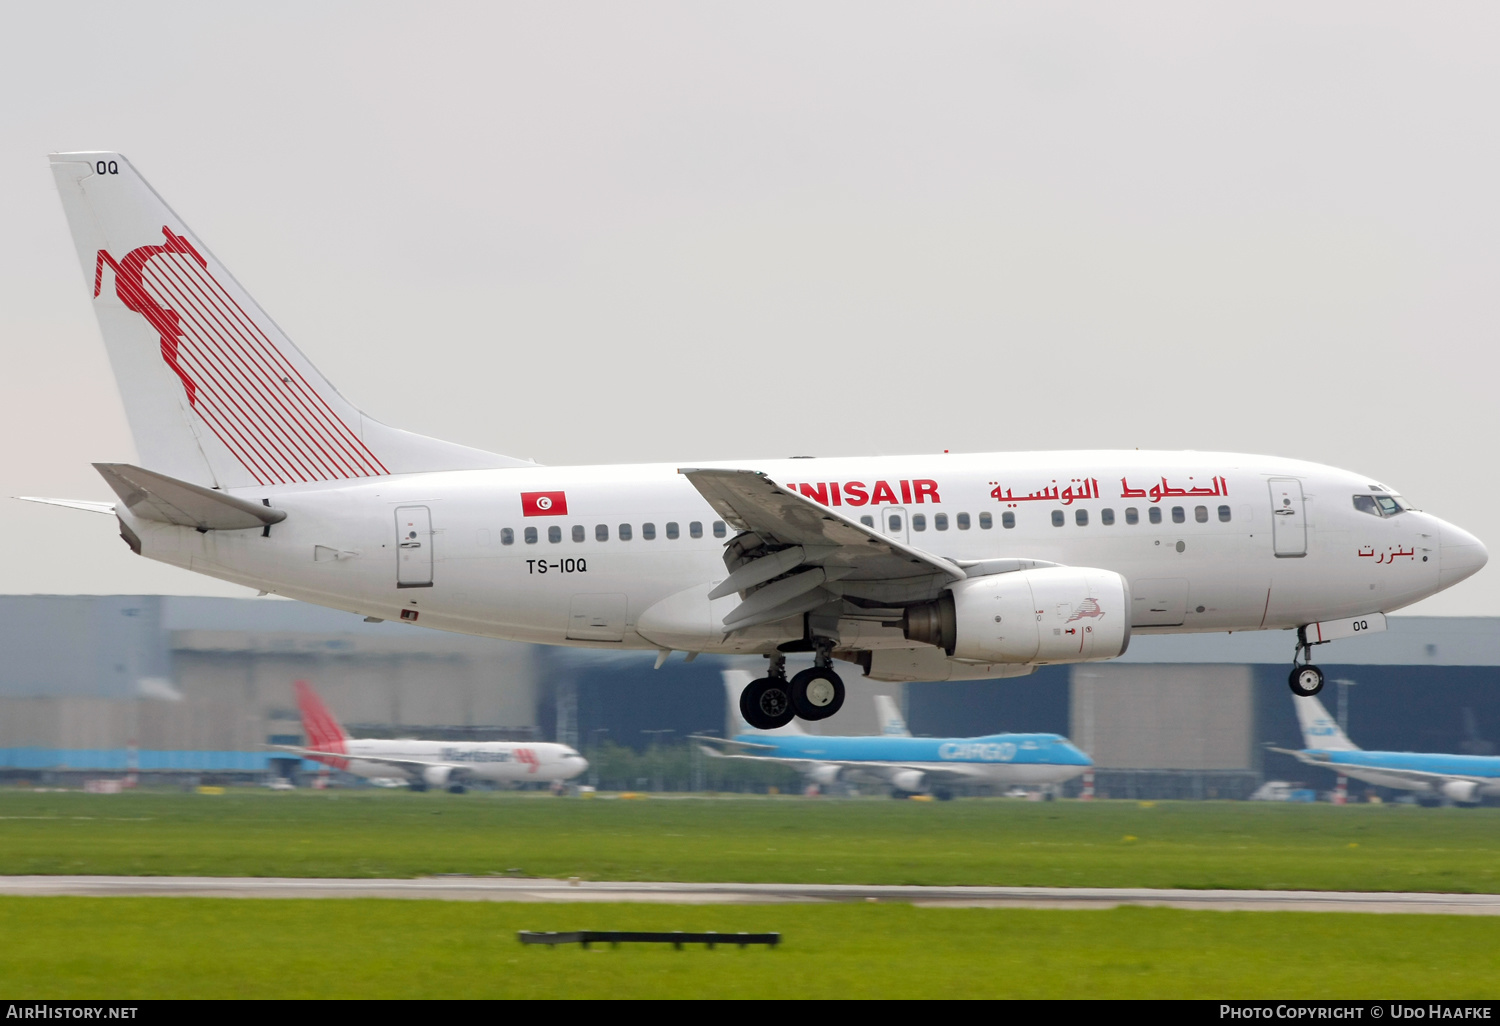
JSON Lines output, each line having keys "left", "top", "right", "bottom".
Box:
{"left": 447, "top": 784, "right": 467, "bottom": 794}
{"left": 1288, "top": 664, "right": 1325, "bottom": 697}
{"left": 741, "top": 677, "right": 796, "bottom": 730}
{"left": 790, "top": 666, "right": 845, "bottom": 721}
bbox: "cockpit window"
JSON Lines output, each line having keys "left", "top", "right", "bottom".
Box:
{"left": 1354, "top": 494, "right": 1411, "bottom": 518}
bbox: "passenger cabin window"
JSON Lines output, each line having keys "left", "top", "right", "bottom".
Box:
{"left": 572, "top": 525, "right": 586, "bottom": 542}
{"left": 1125, "top": 507, "right": 1139, "bottom": 525}
{"left": 1195, "top": 505, "right": 1208, "bottom": 523}
{"left": 689, "top": 521, "right": 703, "bottom": 539}
{"left": 548, "top": 526, "right": 562, "bottom": 543}
{"left": 642, "top": 523, "right": 656, "bottom": 540}
{"left": 1101, "top": 508, "right": 1115, "bottom": 526}
{"left": 912, "top": 514, "right": 926, "bottom": 531}
{"left": 618, "top": 523, "right": 633, "bottom": 541}
{"left": 666, "top": 522, "right": 680, "bottom": 540}
{"left": 1075, "top": 509, "right": 1088, "bottom": 527}
{"left": 713, "top": 520, "right": 726, "bottom": 538}
{"left": 595, "top": 524, "right": 609, "bottom": 542}
{"left": 1171, "top": 506, "right": 1185, "bottom": 524}
{"left": 1148, "top": 507, "right": 1162, "bottom": 525}
{"left": 957, "top": 513, "right": 970, "bottom": 530}
{"left": 1218, "top": 505, "right": 1231, "bottom": 522}
{"left": 501, "top": 528, "right": 514, "bottom": 545}
{"left": 1051, "top": 510, "right": 1065, "bottom": 527}
{"left": 524, "top": 527, "right": 538, "bottom": 544}
{"left": 888, "top": 514, "right": 903, "bottom": 532}
{"left": 860, "top": 515, "right": 875, "bottom": 528}
{"left": 934, "top": 513, "right": 948, "bottom": 531}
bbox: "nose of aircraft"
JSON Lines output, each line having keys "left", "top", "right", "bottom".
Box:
{"left": 1439, "top": 520, "right": 1489, "bottom": 588}
{"left": 571, "top": 755, "right": 590, "bottom": 777}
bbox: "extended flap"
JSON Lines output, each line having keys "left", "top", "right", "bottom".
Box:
{"left": 93, "top": 462, "right": 287, "bottom": 530}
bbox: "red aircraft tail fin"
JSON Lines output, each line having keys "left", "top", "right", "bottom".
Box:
{"left": 294, "top": 680, "right": 348, "bottom": 753}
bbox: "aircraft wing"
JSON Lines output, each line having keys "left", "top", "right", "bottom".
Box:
{"left": 679, "top": 468, "right": 966, "bottom": 628}
{"left": 688, "top": 735, "right": 780, "bottom": 753}
{"left": 693, "top": 746, "right": 984, "bottom": 781}
{"left": 268, "top": 744, "right": 459, "bottom": 774}
{"left": 1269, "top": 749, "right": 1490, "bottom": 788}
{"left": 15, "top": 497, "right": 116, "bottom": 515}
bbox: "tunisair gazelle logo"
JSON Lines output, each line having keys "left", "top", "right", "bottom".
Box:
{"left": 93, "top": 227, "right": 388, "bottom": 485}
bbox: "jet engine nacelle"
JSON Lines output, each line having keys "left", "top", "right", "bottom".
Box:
{"left": 889, "top": 769, "right": 927, "bottom": 794}
{"left": 422, "top": 765, "right": 456, "bottom": 788}
{"left": 903, "top": 566, "right": 1131, "bottom": 664}
{"left": 1440, "top": 779, "right": 1481, "bottom": 804}
{"left": 808, "top": 764, "right": 842, "bottom": 787}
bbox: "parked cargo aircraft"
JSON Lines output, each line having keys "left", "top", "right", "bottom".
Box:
{"left": 30, "top": 153, "right": 1489, "bottom": 729}
{"left": 1272, "top": 695, "right": 1500, "bottom": 805}
{"left": 696, "top": 671, "right": 1090, "bottom": 798}
{"left": 277, "top": 680, "right": 587, "bottom": 792}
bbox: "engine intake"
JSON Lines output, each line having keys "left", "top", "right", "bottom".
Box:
{"left": 902, "top": 566, "right": 1131, "bottom": 664}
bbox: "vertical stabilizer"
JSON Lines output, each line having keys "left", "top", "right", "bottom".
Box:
{"left": 49, "top": 152, "right": 530, "bottom": 488}
{"left": 1293, "top": 694, "right": 1359, "bottom": 751}
{"left": 873, "top": 693, "right": 911, "bottom": 736}
{"left": 295, "top": 680, "right": 349, "bottom": 754}
{"left": 722, "top": 668, "right": 804, "bottom": 737}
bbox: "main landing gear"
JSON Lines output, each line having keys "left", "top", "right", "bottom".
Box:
{"left": 1288, "top": 628, "right": 1325, "bottom": 697}
{"left": 739, "top": 645, "right": 847, "bottom": 731}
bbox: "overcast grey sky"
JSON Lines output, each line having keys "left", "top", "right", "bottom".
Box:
{"left": 2, "top": 2, "right": 1497, "bottom": 612}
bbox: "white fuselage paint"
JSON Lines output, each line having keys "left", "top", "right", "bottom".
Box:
{"left": 119, "top": 450, "right": 1484, "bottom": 670}
{"left": 312, "top": 739, "right": 588, "bottom": 785}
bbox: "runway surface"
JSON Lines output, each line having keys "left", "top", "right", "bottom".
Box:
{"left": 1, "top": 876, "right": 1497, "bottom": 914}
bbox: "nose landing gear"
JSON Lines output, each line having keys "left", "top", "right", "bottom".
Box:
{"left": 1288, "top": 628, "right": 1325, "bottom": 697}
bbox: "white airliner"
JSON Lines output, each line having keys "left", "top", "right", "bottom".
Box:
{"left": 30, "top": 153, "right": 1489, "bottom": 729}
{"left": 1272, "top": 695, "right": 1500, "bottom": 805}
{"left": 278, "top": 680, "right": 587, "bottom": 792}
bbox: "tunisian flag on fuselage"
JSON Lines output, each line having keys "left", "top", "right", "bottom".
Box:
{"left": 521, "top": 491, "right": 568, "bottom": 517}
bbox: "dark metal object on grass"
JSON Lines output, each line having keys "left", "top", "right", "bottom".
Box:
{"left": 519, "top": 930, "right": 779, "bottom": 950}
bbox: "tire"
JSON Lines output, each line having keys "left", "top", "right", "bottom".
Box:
{"left": 790, "top": 666, "right": 846, "bottom": 721}
{"left": 1288, "top": 664, "right": 1325, "bottom": 697}
{"left": 740, "top": 677, "right": 796, "bottom": 730}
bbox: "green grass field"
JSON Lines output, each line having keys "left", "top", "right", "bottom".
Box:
{"left": 1, "top": 897, "right": 1496, "bottom": 999}
{"left": 2, "top": 790, "right": 1499, "bottom": 892}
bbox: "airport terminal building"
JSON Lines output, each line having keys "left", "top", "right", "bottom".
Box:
{"left": 1, "top": 594, "right": 1496, "bottom": 796}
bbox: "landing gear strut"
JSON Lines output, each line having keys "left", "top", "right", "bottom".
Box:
{"left": 1288, "top": 628, "right": 1325, "bottom": 697}
{"left": 790, "top": 639, "right": 845, "bottom": 721}
{"left": 740, "top": 655, "right": 796, "bottom": 730}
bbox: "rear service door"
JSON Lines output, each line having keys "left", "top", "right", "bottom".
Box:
{"left": 396, "top": 506, "right": 434, "bottom": 588}
{"left": 1268, "top": 479, "right": 1307, "bottom": 558}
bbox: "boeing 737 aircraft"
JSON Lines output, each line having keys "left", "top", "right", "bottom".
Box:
{"left": 277, "top": 680, "right": 587, "bottom": 792}
{"left": 696, "top": 671, "right": 1091, "bottom": 798}
{"left": 1272, "top": 695, "right": 1500, "bottom": 805}
{"left": 29, "top": 153, "right": 1489, "bottom": 729}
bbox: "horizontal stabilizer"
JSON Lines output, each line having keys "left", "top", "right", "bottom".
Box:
{"left": 94, "top": 462, "right": 287, "bottom": 531}
{"left": 16, "top": 496, "right": 115, "bottom": 515}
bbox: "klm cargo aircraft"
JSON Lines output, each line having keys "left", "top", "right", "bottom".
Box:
{"left": 1273, "top": 695, "right": 1500, "bottom": 804}
{"left": 695, "top": 671, "right": 1091, "bottom": 799}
